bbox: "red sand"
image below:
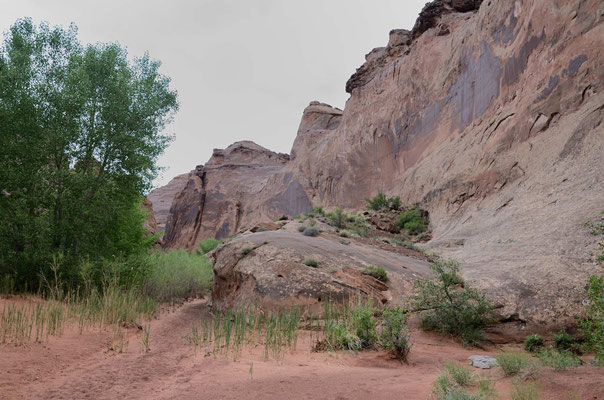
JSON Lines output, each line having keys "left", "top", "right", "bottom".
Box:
{"left": 1, "top": 298, "right": 602, "bottom": 399}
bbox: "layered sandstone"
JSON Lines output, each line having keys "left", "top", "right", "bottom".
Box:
{"left": 153, "top": 0, "right": 604, "bottom": 328}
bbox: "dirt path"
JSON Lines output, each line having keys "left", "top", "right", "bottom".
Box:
{"left": 1, "top": 299, "right": 602, "bottom": 400}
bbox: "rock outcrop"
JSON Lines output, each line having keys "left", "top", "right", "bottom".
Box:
{"left": 148, "top": 173, "right": 189, "bottom": 232}
{"left": 211, "top": 226, "right": 431, "bottom": 314}
{"left": 155, "top": 0, "right": 604, "bottom": 329}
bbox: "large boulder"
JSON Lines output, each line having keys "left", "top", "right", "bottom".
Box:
{"left": 210, "top": 230, "right": 431, "bottom": 313}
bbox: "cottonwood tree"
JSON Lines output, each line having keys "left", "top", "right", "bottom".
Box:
{"left": 0, "top": 19, "right": 178, "bottom": 290}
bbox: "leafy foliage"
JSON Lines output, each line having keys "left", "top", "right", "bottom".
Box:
{"left": 327, "top": 207, "right": 345, "bottom": 229}
{"left": 495, "top": 351, "right": 536, "bottom": 376}
{"left": 411, "top": 260, "right": 493, "bottom": 346}
{"left": 197, "top": 238, "right": 221, "bottom": 255}
{"left": 536, "top": 349, "right": 581, "bottom": 371}
{"left": 365, "top": 192, "right": 389, "bottom": 211}
{"left": 396, "top": 207, "right": 428, "bottom": 235}
{"left": 379, "top": 306, "right": 411, "bottom": 362}
{"left": 579, "top": 272, "right": 604, "bottom": 364}
{"left": 361, "top": 265, "right": 388, "bottom": 282}
{"left": 303, "top": 257, "right": 318, "bottom": 267}
{"left": 302, "top": 227, "right": 319, "bottom": 237}
{"left": 524, "top": 334, "right": 544, "bottom": 353}
{"left": 0, "top": 19, "right": 178, "bottom": 291}
{"left": 552, "top": 330, "right": 573, "bottom": 352}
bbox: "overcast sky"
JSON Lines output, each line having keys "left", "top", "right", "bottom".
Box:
{"left": 1, "top": 0, "right": 426, "bottom": 188}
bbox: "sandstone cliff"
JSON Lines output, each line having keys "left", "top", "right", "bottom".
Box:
{"left": 152, "top": 0, "right": 604, "bottom": 328}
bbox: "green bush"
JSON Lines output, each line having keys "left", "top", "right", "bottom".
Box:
{"left": 365, "top": 192, "right": 389, "bottom": 211}
{"left": 444, "top": 362, "right": 473, "bottom": 387}
{"left": 389, "top": 196, "right": 402, "bottom": 210}
{"left": 302, "top": 227, "right": 320, "bottom": 237}
{"left": 537, "top": 349, "right": 581, "bottom": 371}
{"left": 395, "top": 208, "right": 428, "bottom": 235}
{"left": 552, "top": 330, "right": 573, "bottom": 351}
{"left": 311, "top": 206, "right": 324, "bottom": 216}
{"left": 352, "top": 304, "right": 377, "bottom": 347}
{"left": 579, "top": 272, "right": 604, "bottom": 364}
{"left": 380, "top": 306, "right": 411, "bottom": 362}
{"left": 361, "top": 265, "right": 388, "bottom": 282}
{"left": 411, "top": 260, "right": 493, "bottom": 346}
{"left": 197, "top": 238, "right": 221, "bottom": 254}
{"left": 327, "top": 207, "right": 346, "bottom": 229}
{"left": 524, "top": 334, "right": 544, "bottom": 353}
{"left": 304, "top": 257, "right": 318, "bottom": 268}
{"left": 141, "top": 250, "right": 213, "bottom": 303}
{"left": 297, "top": 225, "right": 306, "bottom": 232}
{"left": 495, "top": 351, "right": 536, "bottom": 376}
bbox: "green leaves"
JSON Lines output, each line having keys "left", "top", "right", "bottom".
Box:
{"left": 0, "top": 19, "right": 178, "bottom": 291}
{"left": 411, "top": 260, "right": 493, "bottom": 347}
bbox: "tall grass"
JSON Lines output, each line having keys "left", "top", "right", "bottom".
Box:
{"left": 185, "top": 305, "right": 301, "bottom": 360}
{"left": 142, "top": 250, "right": 213, "bottom": 303}
{"left": 1, "top": 286, "right": 156, "bottom": 345}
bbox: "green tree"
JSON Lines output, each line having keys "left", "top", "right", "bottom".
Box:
{"left": 0, "top": 19, "right": 178, "bottom": 290}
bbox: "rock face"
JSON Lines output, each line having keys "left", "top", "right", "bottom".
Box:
{"left": 161, "top": 0, "right": 604, "bottom": 329}
{"left": 162, "top": 141, "right": 312, "bottom": 249}
{"left": 210, "top": 227, "right": 431, "bottom": 313}
{"left": 148, "top": 173, "right": 189, "bottom": 232}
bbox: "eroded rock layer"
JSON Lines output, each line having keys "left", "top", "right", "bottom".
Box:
{"left": 154, "top": 0, "right": 604, "bottom": 328}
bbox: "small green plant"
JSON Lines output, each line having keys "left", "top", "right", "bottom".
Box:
{"left": 445, "top": 362, "right": 473, "bottom": 387}
{"left": 339, "top": 230, "right": 350, "bottom": 238}
{"left": 395, "top": 207, "right": 428, "bottom": 235}
{"left": 239, "top": 245, "right": 254, "bottom": 257}
{"left": 431, "top": 371, "right": 481, "bottom": 400}
{"left": 139, "top": 323, "right": 151, "bottom": 353}
{"left": 380, "top": 306, "right": 411, "bottom": 362}
{"left": 524, "top": 334, "right": 544, "bottom": 353}
{"left": 302, "top": 227, "right": 319, "bottom": 237}
{"left": 389, "top": 196, "right": 402, "bottom": 210}
{"left": 361, "top": 265, "right": 388, "bottom": 282}
{"left": 311, "top": 206, "right": 325, "bottom": 216}
{"left": 477, "top": 378, "right": 496, "bottom": 399}
{"left": 510, "top": 380, "right": 538, "bottom": 400}
{"left": 304, "top": 257, "right": 319, "bottom": 268}
{"left": 365, "top": 192, "right": 389, "bottom": 211}
{"left": 552, "top": 330, "right": 573, "bottom": 351}
{"left": 197, "top": 238, "right": 221, "bottom": 254}
{"left": 495, "top": 351, "right": 535, "bottom": 376}
{"left": 297, "top": 225, "right": 306, "bottom": 232}
{"left": 327, "top": 207, "right": 345, "bottom": 229}
{"left": 579, "top": 272, "right": 603, "bottom": 364}
{"left": 537, "top": 349, "right": 581, "bottom": 371}
{"left": 411, "top": 260, "right": 493, "bottom": 346}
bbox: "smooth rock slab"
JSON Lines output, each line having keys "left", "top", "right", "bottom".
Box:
{"left": 468, "top": 355, "right": 498, "bottom": 369}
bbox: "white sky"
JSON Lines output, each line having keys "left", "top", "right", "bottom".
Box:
{"left": 0, "top": 0, "right": 426, "bottom": 187}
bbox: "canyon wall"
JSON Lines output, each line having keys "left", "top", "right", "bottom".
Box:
{"left": 152, "top": 0, "right": 604, "bottom": 327}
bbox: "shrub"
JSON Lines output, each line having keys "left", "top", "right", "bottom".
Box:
{"left": 537, "top": 349, "right": 581, "bottom": 371}
{"left": 380, "top": 306, "right": 411, "bottom": 362}
{"left": 302, "top": 227, "right": 319, "bottom": 237}
{"left": 524, "top": 334, "right": 544, "bottom": 353}
{"left": 311, "top": 206, "right": 324, "bottom": 217}
{"left": 579, "top": 272, "right": 604, "bottom": 364}
{"left": 297, "top": 225, "right": 306, "bottom": 232}
{"left": 339, "top": 230, "right": 350, "bottom": 238}
{"left": 365, "top": 192, "right": 389, "bottom": 211}
{"left": 510, "top": 380, "right": 539, "bottom": 400}
{"left": 197, "top": 238, "right": 221, "bottom": 254}
{"left": 552, "top": 330, "right": 573, "bottom": 351}
{"left": 327, "top": 207, "right": 345, "bottom": 229}
{"left": 304, "top": 257, "right": 318, "bottom": 268}
{"left": 361, "top": 265, "right": 388, "bottom": 282}
{"left": 411, "top": 260, "right": 493, "bottom": 346}
{"left": 238, "top": 245, "right": 253, "bottom": 257}
{"left": 141, "top": 250, "right": 213, "bottom": 302}
{"left": 389, "top": 196, "right": 402, "bottom": 210}
{"left": 495, "top": 351, "right": 535, "bottom": 376}
{"left": 395, "top": 208, "right": 428, "bottom": 235}
{"left": 444, "top": 362, "right": 473, "bottom": 387}
{"left": 431, "top": 372, "right": 482, "bottom": 400}
{"left": 352, "top": 304, "right": 377, "bottom": 347}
